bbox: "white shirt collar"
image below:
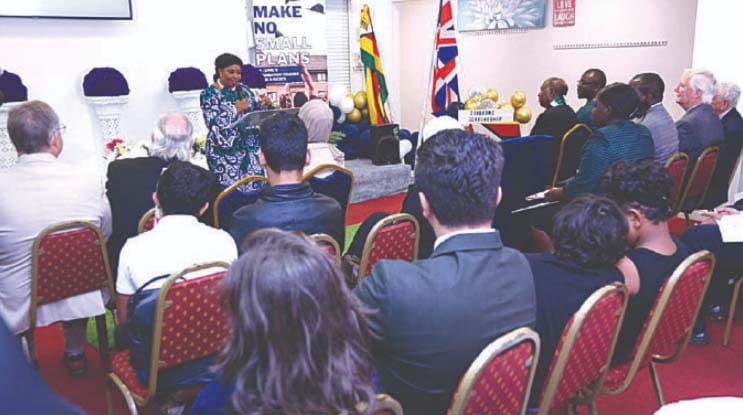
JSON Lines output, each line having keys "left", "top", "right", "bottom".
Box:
{"left": 433, "top": 228, "right": 495, "bottom": 250}
{"left": 16, "top": 153, "right": 56, "bottom": 163}
{"left": 719, "top": 107, "right": 733, "bottom": 120}
{"left": 156, "top": 215, "right": 199, "bottom": 227}
{"left": 650, "top": 102, "right": 663, "bottom": 109}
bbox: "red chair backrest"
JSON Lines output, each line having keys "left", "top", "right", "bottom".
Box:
{"left": 681, "top": 148, "right": 719, "bottom": 208}
{"left": 365, "top": 222, "right": 416, "bottom": 274}
{"left": 142, "top": 216, "right": 156, "bottom": 232}
{"left": 157, "top": 271, "right": 230, "bottom": 369}
{"left": 540, "top": 284, "right": 627, "bottom": 415}
{"left": 319, "top": 243, "right": 338, "bottom": 258}
{"left": 666, "top": 154, "right": 689, "bottom": 211}
{"left": 34, "top": 222, "right": 110, "bottom": 305}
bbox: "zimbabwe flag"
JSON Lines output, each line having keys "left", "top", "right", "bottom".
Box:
{"left": 360, "top": 4, "right": 389, "bottom": 125}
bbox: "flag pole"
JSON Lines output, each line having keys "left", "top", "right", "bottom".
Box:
{"left": 416, "top": 0, "right": 442, "bottom": 148}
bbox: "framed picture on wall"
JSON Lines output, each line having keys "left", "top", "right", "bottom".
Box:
{"left": 458, "top": 0, "right": 547, "bottom": 32}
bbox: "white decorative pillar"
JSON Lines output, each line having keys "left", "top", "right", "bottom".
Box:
{"left": 85, "top": 96, "right": 129, "bottom": 153}
{"left": 0, "top": 102, "right": 22, "bottom": 168}
{"left": 171, "top": 90, "right": 206, "bottom": 136}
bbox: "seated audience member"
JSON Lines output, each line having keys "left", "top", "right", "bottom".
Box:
{"left": 706, "top": 82, "right": 743, "bottom": 207}
{"left": 545, "top": 82, "right": 654, "bottom": 202}
{"left": 681, "top": 206, "right": 743, "bottom": 343}
{"left": 297, "top": 98, "right": 345, "bottom": 177}
{"left": 602, "top": 160, "right": 692, "bottom": 360}
{"left": 674, "top": 68, "right": 724, "bottom": 163}
{"left": 0, "top": 319, "right": 85, "bottom": 415}
{"left": 528, "top": 195, "right": 631, "bottom": 406}
{"left": 292, "top": 91, "right": 309, "bottom": 108}
{"left": 106, "top": 113, "right": 217, "bottom": 275}
{"left": 345, "top": 115, "right": 463, "bottom": 261}
{"left": 353, "top": 129, "right": 536, "bottom": 415}
{"left": 531, "top": 77, "right": 579, "bottom": 140}
{"left": 0, "top": 100, "right": 110, "bottom": 376}
{"left": 229, "top": 112, "right": 344, "bottom": 250}
{"left": 629, "top": 72, "right": 679, "bottom": 164}
{"left": 189, "top": 229, "right": 375, "bottom": 415}
{"left": 115, "top": 162, "right": 237, "bottom": 392}
{"left": 576, "top": 68, "right": 607, "bottom": 129}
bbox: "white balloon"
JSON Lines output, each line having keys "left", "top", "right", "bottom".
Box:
{"left": 399, "top": 139, "right": 413, "bottom": 159}
{"left": 338, "top": 113, "right": 346, "bottom": 124}
{"left": 340, "top": 96, "right": 355, "bottom": 114}
{"left": 329, "top": 84, "right": 347, "bottom": 106}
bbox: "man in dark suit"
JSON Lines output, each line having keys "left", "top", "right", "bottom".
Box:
{"left": 705, "top": 82, "right": 743, "bottom": 207}
{"left": 229, "top": 112, "right": 343, "bottom": 250}
{"left": 576, "top": 68, "right": 607, "bottom": 129}
{"left": 106, "top": 113, "right": 215, "bottom": 276}
{"left": 354, "top": 129, "right": 536, "bottom": 415}
{"left": 531, "top": 76, "right": 579, "bottom": 140}
{"left": 674, "top": 69, "right": 724, "bottom": 163}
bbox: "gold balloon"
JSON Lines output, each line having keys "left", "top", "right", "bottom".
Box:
{"left": 361, "top": 108, "right": 369, "bottom": 119}
{"left": 464, "top": 98, "right": 480, "bottom": 110}
{"left": 498, "top": 102, "right": 514, "bottom": 111}
{"left": 353, "top": 92, "right": 368, "bottom": 109}
{"left": 485, "top": 88, "right": 499, "bottom": 102}
{"left": 510, "top": 91, "right": 527, "bottom": 108}
{"left": 515, "top": 107, "right": 532, "bottom": 124}
{"left": 347, "top": 108, "right": 362, "bottom": 123}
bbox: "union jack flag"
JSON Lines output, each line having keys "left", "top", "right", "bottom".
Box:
{"left": 430, "top": 0, "right": 460, "bottom": 114}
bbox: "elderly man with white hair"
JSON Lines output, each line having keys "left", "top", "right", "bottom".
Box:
{"left": 706, "top": 82, "right": 743, "bottom": 207}
{"left": 106, "top": 112, "right": 219, "bottom": 275}
{"left": 674, "top": 68, "right": 724, "bottom": 163}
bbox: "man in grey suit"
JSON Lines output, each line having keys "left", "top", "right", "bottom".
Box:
{"left": 630, "top": 72, "right": 678, "bottom": 164}
{"left": 354, "top": 129, "right": 536, "bottom": 415}
{"left": 674, "top": 69, "right": 724, "bottom": 163}
{"left": 706, "top": 82, "right": 743, "bottom": 207}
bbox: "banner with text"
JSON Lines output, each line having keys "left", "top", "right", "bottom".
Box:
{"left": 252, "top": 0, "right": 328, "bottom": 107}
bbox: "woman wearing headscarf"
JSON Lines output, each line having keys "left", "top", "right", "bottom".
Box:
{"left": 298, "top": 99, "right": 345, "bottom": 177}
{"left": 200, "top": 53, "right": 267, "bottom": 189}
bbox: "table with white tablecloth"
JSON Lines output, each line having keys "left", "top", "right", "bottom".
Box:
{"left": 654, "top": 397, "right": 743, "bottom": 414}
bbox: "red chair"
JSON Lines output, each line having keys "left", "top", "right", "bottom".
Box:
{"left": 357, "top": 213, "right": 420, "bottom": 281}
{"left": 28, "top": 221, "right": 115, "bottom": 371}
{"left": 551, "top": 123, "right": 592, "bottom": 187}
{"left": 105, "top": 262, "right": 230, "bottom": 415}
{"left": 212, "top": 175, "right": 269, "bottom": 229}
{"left": 137, "top": 207, "right": 157, "bottom": 234}
{"left": 665, "top": 152, "right": 689, "bottom": 214}
{"left": 601, "top": 251, "right": 714, "bottom": 409}
{"left": 310, "top": 233, "right": 342, "bottom": 266}
{"left": 303, "top": 163, "right": 355, "bottom": 224}
{"left": 449, "top": 327, "right": 540, "bottom": 415}
{"left": 676, "top": 147, "right": 719, "bottom": 217}
{"left": 724, "top": 277, "right": 743, "bottom": 347}
{"left": 537, "top": 283, "right": 629, "bottom": 415}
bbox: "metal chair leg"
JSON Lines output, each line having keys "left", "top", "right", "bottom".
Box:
{"left": 649, "top": 362, "right": 665, "bottom": 407}
{"left": 95, "top": 314, "right": 112, "bottom": 372}
{"left": 589, "top": 401, "right": 598, "bottom": 415}
{"left": 25, "top": 330, "right": 39, "bottom": 368}
{"left": 724, "top": 277, "right": 743, "bottom": 347}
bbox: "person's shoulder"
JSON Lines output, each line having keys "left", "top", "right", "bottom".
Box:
{"left": 312, "top": 191, "right": 342, "bottom": 211}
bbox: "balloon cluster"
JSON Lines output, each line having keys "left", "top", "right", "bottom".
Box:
{"left": 463, "top": 88, "right": 533, "bottom": 124}
{"left": 328, "top": 85, "right": 370, "bottom": 123}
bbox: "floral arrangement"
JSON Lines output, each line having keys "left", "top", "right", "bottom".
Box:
{"left": 241, "top": 64, "right": 267, "bottom": 89}
{"left": 83, "top": 67, "right": 130, "bottom": 97}
{"left": 0, "top": 70, "right": 28, "bottom": 104}
{"left": 168, "top": 67, "right": 208, "bottom": 92}
{"left": 192, "top": 134, "right": 207, "bottom": 155}
{"left": 104, "top": 138, "right": 129, "bottom": 161}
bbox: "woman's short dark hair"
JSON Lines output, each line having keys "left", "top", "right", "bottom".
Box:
{"left": 213, "top": 53, "right": 243, "bottom": 82}
{"left": 415, "top": 129, "right": 504, "bottom": 226}
{"left": 552, "top": 195, "right": 628, "bottom": 267}
{"left": 596, "top": 82, "right": 640, "bottom": 120}
{"left": 156, "top": 161, "right": 217, "bottom": 216}
{"left": 602, "top": 159, "right": 674, "bottom": 223}
{"left": 218, "top": 229, "right": 375, "bottom": 414}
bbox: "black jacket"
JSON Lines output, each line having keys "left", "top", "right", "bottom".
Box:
{"left": 530, "top": 104, "right": 579, "bottom": 140}
{"left": 704, "top": 108, "right": 743, "bottom": 207}
{"left": 228, "top": 182, "right": 344, "bottom": 250}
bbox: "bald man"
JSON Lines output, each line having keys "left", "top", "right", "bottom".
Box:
{"left": 531, "top": 77, "right": 579, "bottom": 141}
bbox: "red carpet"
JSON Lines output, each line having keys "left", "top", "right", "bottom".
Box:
{"left": 36, "top": 309, "right": 743, "bottom": 415}
{"left": 346, "top": 193, "right": 406, "bottom": 225}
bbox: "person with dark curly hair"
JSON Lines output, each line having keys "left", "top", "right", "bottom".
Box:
{"left": 527, "top": 194, "right": 633, "bottom": 406}
{"left": 602, "top": 159, "right": 692, "bottom": 358}
{"left": 545, "top": 82, "right": 655, "bottom": 202}
{"left": 354, "top": 129, "right": 535, "bottom": 415}
{"left": 189, "top": 229, "right": 376, "bottom": 415}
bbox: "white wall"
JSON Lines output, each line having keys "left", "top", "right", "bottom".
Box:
{"left": 0, "top": 0, "right": 250, "bottom": 165}
{"left": 693, "top": 0, "right": 743, "bottom": 89}
{"left": 396, "top": 0, "right": 699, "bottom": 131}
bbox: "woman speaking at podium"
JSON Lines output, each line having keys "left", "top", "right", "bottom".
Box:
{"left": 200, "top": 53, "right": 268, "bottom": 189}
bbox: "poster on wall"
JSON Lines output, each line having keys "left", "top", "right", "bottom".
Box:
{"left": 553, "top": 0, "right": 575, "bottom": 27}
{"left": 252, "top": 0, "right": 328, "bottom": 106}
{"left": 457, "top": 0, "right": 547, "bottom": 32}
